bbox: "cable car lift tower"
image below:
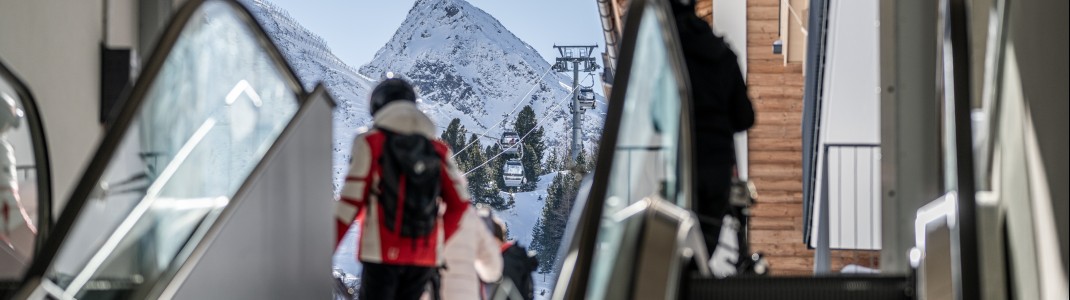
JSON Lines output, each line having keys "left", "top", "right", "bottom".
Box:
{"left": 552, "top": 44, "right": 599, "bottom": 166}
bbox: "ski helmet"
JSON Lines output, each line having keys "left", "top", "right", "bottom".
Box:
{"left": 369, "top": 77, "right": 417, "bottom": 116}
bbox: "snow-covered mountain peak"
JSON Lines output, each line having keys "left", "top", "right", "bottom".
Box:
{"left": 361, "top": 0, "right": 605, "bottom": 146}
{"left": 375, "top": 0, "right": 540, "bottom": 67}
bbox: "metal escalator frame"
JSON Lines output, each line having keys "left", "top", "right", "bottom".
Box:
{"left": 0, "top": 58, "right": 55, "bottom": 283}
{"left": 800, "top": 0, "right": 832, "bottom": 248}
{"left": 144, "top": 84, "right": 335, "bottom": 300}
{"left": 16, "top": 0, "right": 307, "bottom": 294}
{"left": 557, "top": 0, "right": 695, "bottom": 298}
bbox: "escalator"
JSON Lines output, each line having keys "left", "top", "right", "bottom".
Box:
{"left": 554, "top": 0, "right": 1070, "bottom": 298}
{"left": 6, "top": 1, "right": 334, "bottom": 299}
{"left": 546, "top": 0, "right": 983, "bottom": 298}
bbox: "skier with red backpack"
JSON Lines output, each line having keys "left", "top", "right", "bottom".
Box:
{"left": 335, "top": 77, "right": 472, "bottom": 300}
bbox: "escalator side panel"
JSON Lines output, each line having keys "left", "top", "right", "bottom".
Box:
{"left": 164, "top": 90, "right": 333, "bottom": 299}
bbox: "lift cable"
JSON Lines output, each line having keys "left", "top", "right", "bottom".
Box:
{"left": 451, "top": 66, "right": 555, "bottom": 158}
{"left": 461, "top": 73, "right": 593, "bottom": 176}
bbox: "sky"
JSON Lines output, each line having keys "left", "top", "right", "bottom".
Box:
{"left": 269, "top": 0, "right": 606, "bottom": 70}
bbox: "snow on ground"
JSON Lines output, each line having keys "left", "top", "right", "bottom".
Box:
{"left": 494, "top": 172, "right": 556, "bottom": 247}
{"left": 333, "top": 224, "right": 362, "bottom": 276}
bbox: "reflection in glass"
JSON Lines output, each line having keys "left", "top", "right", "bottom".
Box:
{"left": 44, "top": 2, "right": 300, "bottom": 297}
{"left": 0, "top": 73, "right": 39, "bottom": 281}
{"left": 586, "top": 6, "right": 684, "bottom": 299}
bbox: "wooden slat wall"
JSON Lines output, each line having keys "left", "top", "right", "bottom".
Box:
{"left": 744, "top": 0, "right": 814, "bottom": 275}
{"left": 744, "top": 0, "right": 878, "bottom": 275}
{"left": 696, "top": 0, "right": 714, "bottom": 24}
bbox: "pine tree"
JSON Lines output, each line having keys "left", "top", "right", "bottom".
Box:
{"left": 585, "top": 145, "right": 599, "bottom": 174}
{"left": 545, "top": 150, "right": 559, "bottom": 175}
{"left": 440, "top": 118, "right": 468, "bottom": 162}
{"left": 520, "top": 145, "right": 540, "bottom": 190}
{"left": 515, "top": 106, "right": 538, "bottom": 136}
{"left": 487, "top": 143, "right": 506, "bottom": 191}
{"left": 574, "top": 148, "right": 589, "bottom": 174}
{"left": 531, "top": 171, "right": 582, "bottom": 273}
{"left": 513, "top": 106, "right": 546, "bottom": 190}
{"left": 484, "top": 144, "right": 500, "bottom": 192}
{"left": 464, "top": 134, "right": 487, "bottom": 196}
{"left": 462, "top": 143, "right": 503, "bottom": 209}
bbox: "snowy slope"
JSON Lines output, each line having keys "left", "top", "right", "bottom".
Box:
{"left": 496, "top": 173, "right": 556, "bottom": 247}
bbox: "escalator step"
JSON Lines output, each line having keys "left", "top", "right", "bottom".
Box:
{"left": 1, "top": 280, "right": 20, "bottom": 299}
{"left": 689, "top": 276, "right": 913, "bottom": 300}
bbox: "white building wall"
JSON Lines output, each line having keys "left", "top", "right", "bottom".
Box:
{"left": 809, "top": 0, "right": 882, "bottom": 250}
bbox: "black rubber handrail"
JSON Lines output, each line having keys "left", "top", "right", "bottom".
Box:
{"left": 939, "top": 0, "right": 980, "bottom": 298}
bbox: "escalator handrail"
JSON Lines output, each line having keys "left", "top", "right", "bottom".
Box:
{"left": 0, "top": 59, "right": 55, "bottom": 259}
{"left": 18, "top": 0, "right": 308, "bottom": 289}
{"left": 144, "top": 84, "right": 335, "bottom": 299}
{"left": 559, "top": 0, "right": 695, "bottom": 298}
{"left": 938, "top": 0, "right": 981, "bottom": 298}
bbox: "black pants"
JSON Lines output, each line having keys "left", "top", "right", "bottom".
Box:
{"left": 695, "top": 163, "right": 732, "bottom": 253}
{"left": 360, "top": 262, "right": 437, "bottom": 300}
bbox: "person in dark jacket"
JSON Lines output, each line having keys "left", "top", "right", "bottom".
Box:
{"left": 670, "top": 0, "right": 756, "bottom": 256}
{"left": 482, "top": 211, "right": 538, "bottom": 300}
